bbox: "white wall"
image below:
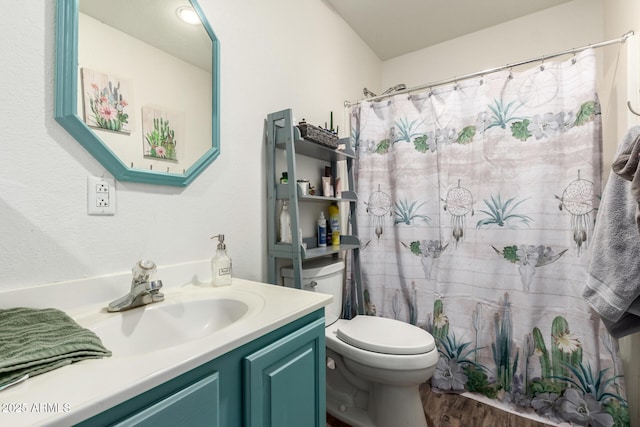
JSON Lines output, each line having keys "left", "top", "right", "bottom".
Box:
{"left": 381, "top": 0, "right": 603, "bottom": 91}
{"left": 0, "top": 0, "right": 379, "bottom": 289}
{"left": 380, "top": 1, "right": 640, "bottom": 424}
{"left": 602, "top": 0, "right": 640, "bottom": 168}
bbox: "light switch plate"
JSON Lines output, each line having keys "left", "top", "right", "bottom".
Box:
{"left": 88, "top": 177, "right": 116, "bottom": 215}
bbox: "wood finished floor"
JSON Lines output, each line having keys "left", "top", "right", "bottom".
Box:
{"left": 326, "top": 383, "right": 554, "bottom": 427}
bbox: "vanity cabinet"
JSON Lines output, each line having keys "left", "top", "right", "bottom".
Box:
{"left": 112, "top": 373, "right": 220, "bottom": 427}
{"left": 244, "top": 317, "right": 325, "bottom": 426}
{"left": 74, "top": 311, "right": 326, "bottom": 427}
{"left": 265, "top": 109, "right": 363, "bottom": 314}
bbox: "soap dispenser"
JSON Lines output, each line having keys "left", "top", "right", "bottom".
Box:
{"left": 210, "top": 234, "right": 232, "bottom": 286}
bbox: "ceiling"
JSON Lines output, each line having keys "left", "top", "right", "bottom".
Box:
{"left": 80, "top": 0, "right": 213, "bottom": 72}
{"left": 80, "top": 0, "right": 574, "bottom": 70}
{"left": 324, "top": 0, "right": 574, "bottom": 60}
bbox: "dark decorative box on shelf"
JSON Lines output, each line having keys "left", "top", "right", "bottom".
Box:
{"left": 296, "top": 120, "right": 338, "bottom": 148}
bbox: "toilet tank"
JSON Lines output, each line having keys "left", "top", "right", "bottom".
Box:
{"left": 281, "top": 258, "right": 344, "bottom": 325}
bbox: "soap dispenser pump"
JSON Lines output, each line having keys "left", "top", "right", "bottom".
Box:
{"left": 210, "top": 234, "right": 232, "bottom": 286}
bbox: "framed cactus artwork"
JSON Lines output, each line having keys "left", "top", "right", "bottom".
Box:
{"left": 81, "top": 68, "right": 132, "bottom": 134}
{"left": 141, "top": 106, "right": 184, "bottom": 162}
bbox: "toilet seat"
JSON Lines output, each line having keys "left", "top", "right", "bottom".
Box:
{"left": 326, "top": 319, "right": 439, "bottom": 371}
{"left": 336, "top": 315, "right": 435, "bottom": 355}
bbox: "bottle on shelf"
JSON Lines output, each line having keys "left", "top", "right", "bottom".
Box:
{"left": 279, "top": 201, "right": 292, "bottom": 243}
{"left": 317, "top": 212, "right": 327, "bottom": 247}
{"left": 329, "top": 203, "right": 340, "bottom": 246}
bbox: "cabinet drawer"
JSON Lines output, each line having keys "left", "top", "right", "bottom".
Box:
{"left": 113, "top": 372, "right": 219, "bottom": 427}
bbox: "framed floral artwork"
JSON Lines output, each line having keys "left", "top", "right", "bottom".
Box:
{"left": 141, "top": 106, "right": 184, "bottom": 162}
{"left": 81, "top": 68, "right": 132, "bottom": 134}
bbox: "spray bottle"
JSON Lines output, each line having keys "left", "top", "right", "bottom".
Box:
{"left": 328, "top": 203, "right": 340, "bottom": 246}
{"left": 317, "top": 212, "right": 327, "bottom": 247}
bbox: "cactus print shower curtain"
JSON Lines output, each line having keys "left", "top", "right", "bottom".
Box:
{"left": 350, "top": 50, "right": 629, "bottom": 426}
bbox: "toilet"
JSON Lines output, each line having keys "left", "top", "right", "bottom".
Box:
{"left": 282, "top": 258, "right": 439, "bottom": 427}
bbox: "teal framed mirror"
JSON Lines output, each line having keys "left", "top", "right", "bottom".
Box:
{"left": 55, "top": 0, "right": 220, "bottom": 186}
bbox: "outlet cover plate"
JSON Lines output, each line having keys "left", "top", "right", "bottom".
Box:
{"left": 88, "top": 177, "right": 116, "bottom": 215}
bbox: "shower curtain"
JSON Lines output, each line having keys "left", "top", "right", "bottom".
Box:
{"left": 350, "top": 50, "right": 629, "bottom": 426}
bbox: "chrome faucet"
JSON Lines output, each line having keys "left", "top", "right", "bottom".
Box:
{"left": 107, "top": 260, "right": 164, "bottom": 312}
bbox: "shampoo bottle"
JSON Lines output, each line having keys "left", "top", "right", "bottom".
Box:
{"left": 317, "top": 212, "right": 327, "bottom": 247}
{"left": 210, "top": 234, "right": 232, "bottom": 286}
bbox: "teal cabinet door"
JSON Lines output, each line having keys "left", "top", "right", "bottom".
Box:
{"left": 243, "top": 318, "right": 326, "bottom": 427}
{"left": 113, "top": 372, "right": 219, "bottom": 427}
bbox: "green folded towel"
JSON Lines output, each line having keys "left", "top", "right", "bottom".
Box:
{"left": 0, "top": 307, "right": 111, "bottom": 389}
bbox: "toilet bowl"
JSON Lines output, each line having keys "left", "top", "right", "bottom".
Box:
{"left": 282, "top": 258, "right": 439, "bottom": 427}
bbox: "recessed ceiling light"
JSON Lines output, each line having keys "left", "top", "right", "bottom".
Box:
{"left": 176, "top": 6, "right": 200, "bottom": 25}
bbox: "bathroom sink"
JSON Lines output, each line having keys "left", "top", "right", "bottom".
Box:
{"left": 85, "top": 294, "right": 260, "bottom": 357}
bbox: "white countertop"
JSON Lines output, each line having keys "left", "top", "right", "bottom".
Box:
{"left": 0, "top": 270, "right": 331, "bottom": 427}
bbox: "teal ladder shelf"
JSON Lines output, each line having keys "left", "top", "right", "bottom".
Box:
{"left": 265, "top": 109, "right": 364, "bottom": 315}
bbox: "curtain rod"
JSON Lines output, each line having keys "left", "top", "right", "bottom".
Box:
{"left": 345, "top": 30, "right": 634, "bottom": 107}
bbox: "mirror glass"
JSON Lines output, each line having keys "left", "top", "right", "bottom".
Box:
{"left": 55, "top": 0, "right": 220, "bottom": 186}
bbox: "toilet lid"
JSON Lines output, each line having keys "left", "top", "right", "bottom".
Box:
{"left": 336, "top": 316, "right": 435, "bottom": 355}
